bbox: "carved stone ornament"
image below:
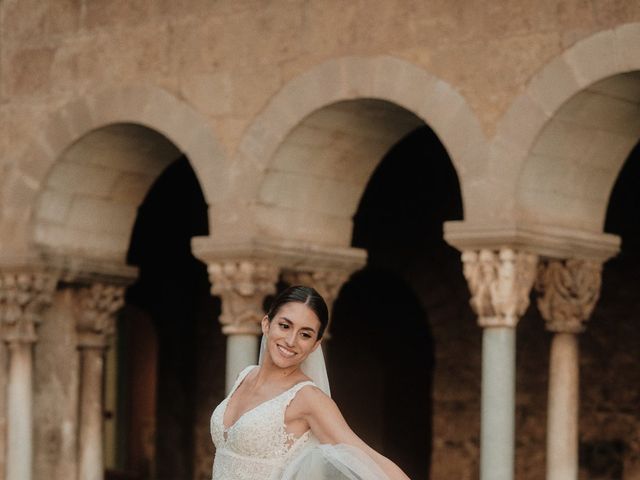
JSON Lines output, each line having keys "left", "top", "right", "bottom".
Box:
{"left": 535, "top": 258, "right": 602, "bottom": 334}
{"left": 461, "top": 248, "right": 538, "bottom": 328}
{"left": 75, "top": 283, "right": 125, "bottom": 347}
{"left": 282, "top": 269, "right": 349, "bottom": 311}
{"left": 208, "top": 261, "right": 279, "bottom": 335}
{"left": 0, "top": 271, "right": 58, "bottom": 344}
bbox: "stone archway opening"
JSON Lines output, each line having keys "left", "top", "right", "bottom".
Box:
{"left": 327, "top": 125, "right": 472, "bottom": 480}
{"left": 507, "top": 71, "right": 640, "bottom": 479}
{"left": 331, "top": 270, "right": 432, "bottom": 478}
{"left": 255, "top": 99, "right": 424, "bottom": 247}
{"left": 123, "top": 155, "right": 222, "bottom": 480}
{"left": 30, "top": 123, "right": 224, "bottom": 480}
{"left": 33, "top": 123, "right": 183, "bottom": 262}
{"left": 255, "top": 97, "right": 478, "bottom": 478}
{"left": 516, "top": 71, "right": 640, "bottom": 234}
{"left": 579, "top": 138, "right": 640, "bottom": 479}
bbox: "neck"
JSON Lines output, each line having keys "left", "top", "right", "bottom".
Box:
{"left": 256, "top": 354, "right": 300, "bottom": 387}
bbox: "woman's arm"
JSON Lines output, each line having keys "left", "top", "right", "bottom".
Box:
{"left": 294, "top": 386, "right": 411, "bottom": 480}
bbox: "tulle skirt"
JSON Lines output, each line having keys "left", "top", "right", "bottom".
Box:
{"left": 281, "top": 444, "right": 390, "bottom": 480}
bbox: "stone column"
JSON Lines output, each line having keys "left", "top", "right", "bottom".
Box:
{"left": 75, "top": 283, "right": 125, "bottom": 480}
{"left": 207, "top": 261, "right": 279, "bottom": 393}
{"left": 461, "top": 248, "right": 538, "bottom": 480}
{"left": 536, "top": 259, "right": 602, "bottom": 480}
{"left": 282, "top": 269, "right": 349, "bottom": 338}
{"left": 0, "top": 271, "right": 58, "bottom": 480}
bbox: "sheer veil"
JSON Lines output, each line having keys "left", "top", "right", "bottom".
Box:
{"left": 258, "top": 335, "right": 331, "bottom": 397}
{"left": 258, "top": 335, "right": 392, "bottom": 480}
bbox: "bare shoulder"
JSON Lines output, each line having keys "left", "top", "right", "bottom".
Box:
{"left": 290, "top": 384, "right": 338, "bottom": 416}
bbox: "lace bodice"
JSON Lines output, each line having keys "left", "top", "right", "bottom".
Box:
{"left": 210, "top": 366, "right": 317, "bottom": 480}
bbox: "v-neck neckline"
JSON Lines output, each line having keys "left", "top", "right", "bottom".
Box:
{"left": 221, "top": 367, "right": 311, "bottom": 436}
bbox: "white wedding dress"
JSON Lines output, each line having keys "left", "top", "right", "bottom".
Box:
{"left": 210, "top": 365, "right": 391, "bottom": 480}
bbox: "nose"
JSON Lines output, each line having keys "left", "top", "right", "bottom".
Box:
{"left": 284, "top": 330, "right": 296, "bottom": 347}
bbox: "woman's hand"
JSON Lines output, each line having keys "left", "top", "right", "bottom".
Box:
{"left": 290, "top": 386, "right": 411, "bottom": 480}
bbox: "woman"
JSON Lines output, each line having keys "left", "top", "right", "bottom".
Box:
{"left": 210, "top": 285, "right": 411, "bottom": 480}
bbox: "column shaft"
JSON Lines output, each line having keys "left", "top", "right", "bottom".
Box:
{"left": 206, "top": 261, "right": 279, "bottom": 392}
{"left": 225, "top": 334, "right": 259, "bottom": 393}
{"left": 78, "top": 347, "right": 105, "bottom": 480}
{"left": 536, "top": 258, "right": 602, "bottom": 480}
{"left": 0, "top": 270, "right": 57, "bottom": 480}
{"left": 6, "top": 343, "right": 33, "bottom": 480}
{"left": 481, "top": 327, "right": 516, "bottom": 480}
{"left": 546, "top": 333, "right": 579, "bottom": 480}
{"left": 461, "top": 248, "right": 537, "bottom": 480}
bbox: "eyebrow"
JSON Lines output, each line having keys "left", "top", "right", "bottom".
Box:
{"left": 280, "top": 316, "right": 317, "bottom": 333}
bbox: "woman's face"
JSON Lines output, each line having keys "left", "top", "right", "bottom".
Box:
{"left": 261, "top": 302, "right": 322, "bottom": 369}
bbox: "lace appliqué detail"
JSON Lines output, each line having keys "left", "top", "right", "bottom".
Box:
{"left": 210, "top": 366, "right": 316, "bottom": 480}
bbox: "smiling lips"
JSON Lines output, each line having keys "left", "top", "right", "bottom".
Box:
{"left": 277, "top": 344, "right": 296, "bottom": 358}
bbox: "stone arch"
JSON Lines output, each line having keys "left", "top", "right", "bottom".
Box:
{"left": 2, "top": 85, "right": 228, "bottom": 261}
{"left": 491, "top": 23, "right": 640, "bottom": 234}
{"left": 235, "top": 56, "right": 488, "bottom": 247}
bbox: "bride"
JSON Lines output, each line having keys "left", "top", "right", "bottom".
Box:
{"left": 210, "top": 285, "right": 411, "bottom": 480}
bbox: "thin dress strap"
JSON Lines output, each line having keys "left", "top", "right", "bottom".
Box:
{"left": 283, "top": 380, "right": 316, "bottom": 409}
{"left": 228, "top": 365, "right": 257, "bottom": 397}
{"left": 281, "top": 381, "right": 317, "bottom": 451}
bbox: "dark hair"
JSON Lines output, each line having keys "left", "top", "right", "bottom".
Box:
{"left": 266, "top": 285, "right": 329, "bottom": 340}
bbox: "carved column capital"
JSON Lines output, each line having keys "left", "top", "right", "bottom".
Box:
{"left": 208, "top": 261, "right": 279, "bottom": 335}
{"left": 0, "top": 270, "right": 58, "bottom": 344}
{"left": 461, "top": 248, "right": 538, "bottom": 328}
{"left": 535, "top": 258, "right": 602, "bottom": 334}
{"left": 75, "top": 283, "right": 125, "bottom": 348}
{"left": 282, "top": 269, "right": 349, "bottom": 311}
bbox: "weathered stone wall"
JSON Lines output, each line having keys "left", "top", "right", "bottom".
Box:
{"left": 408, "top": 245, "right": 482, "bottom": 480}
{"left": 2, "top": 2, "right": 640, "bottom": 480}
{"left": 193, "top": 296, "right": 226, "bottom": 480}
{"left": 2, "top": 0, "right": 638, "bottom": 160}
{"left": 0, "top": 342, "right": 6, "bottom": 480}
{"left": 1, "top": 2, "right": 638, "bottom": 260}
{"left": 578, "top": 257, "right": 640, "bottom": 480}
{"left": 515, "top": 304, "right": 551, "bottom": 480}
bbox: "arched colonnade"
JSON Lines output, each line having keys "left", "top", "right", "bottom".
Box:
{"left": 0, "top": 22, "right": 639, "bottom": 480}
